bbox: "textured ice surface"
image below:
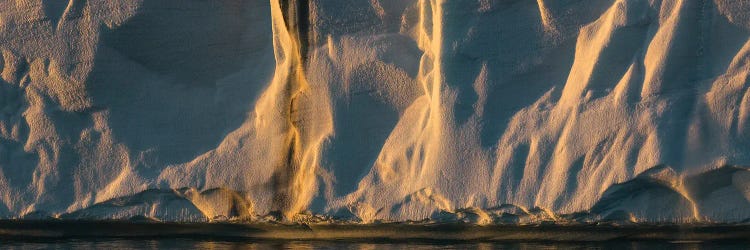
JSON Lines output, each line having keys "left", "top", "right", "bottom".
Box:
{"left": 0, "top": 0, "right": 749, "bottom": 223}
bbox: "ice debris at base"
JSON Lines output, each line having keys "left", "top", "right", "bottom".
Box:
{"left": 15, "top": 165, "right": 750, "bottom": 225}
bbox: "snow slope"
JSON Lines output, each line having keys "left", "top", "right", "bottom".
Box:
{"left": 0, "top": 0, "right": 749, "bottom": 223}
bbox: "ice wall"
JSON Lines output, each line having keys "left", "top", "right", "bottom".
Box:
{"left": 0, "top": 0, "right": 749, "bottom": 223}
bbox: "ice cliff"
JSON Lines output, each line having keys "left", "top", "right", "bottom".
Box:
{"left": 1, "top": 0, "right": 750, "bottom": 223}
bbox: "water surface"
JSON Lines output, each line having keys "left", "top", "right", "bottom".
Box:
{"left": 3, "top": 239, "right": 749, "bottom": 250}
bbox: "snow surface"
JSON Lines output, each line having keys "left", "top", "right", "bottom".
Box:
{"left": 0, "top": 0, "right": 750, "bottom": 223}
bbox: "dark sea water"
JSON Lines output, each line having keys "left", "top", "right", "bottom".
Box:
{"left": 1, "top": 222, "right": 749, "bottom": 249}
{"left": 2, "top": 239, "right": 749, "bottom": 250}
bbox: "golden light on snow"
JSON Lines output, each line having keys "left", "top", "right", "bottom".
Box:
{"left": 0, "top": 0, "right": 748, "bottom": 224}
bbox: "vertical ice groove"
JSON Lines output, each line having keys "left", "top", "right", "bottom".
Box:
{"left": 536, "top": 0, "right": 557, "bottom": 34}
{"left": 350, "top": 0, "right": 449, "bottom": 220}
{"left": 263, "top": 0, "right": 314, "bottom": 219}
{"left": 383, "top": 0, "right": 443, "bottom": 199}
{"left": 417, "top": 0, "right": 446, "bottom": 176}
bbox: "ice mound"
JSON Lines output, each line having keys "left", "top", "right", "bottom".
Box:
{"left": 587, "top": 165, "right": 750, "bottom": 223}
{"left": 589, "top": 165, "right": 697, "bottom": 223}
{"left": 48, "top": 188, "right": 254, "bottom": 222}
{"left": 60, "top": 189, "right": 208, "bottom": 222}
{"left": 685, "top": 165, "right": 750, "bottom": 222}
{"left": 0, "top": 0, "right": 749, "bottom": 223}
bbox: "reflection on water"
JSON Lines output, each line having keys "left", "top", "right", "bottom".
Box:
{"left": 2, "top": 239, "right": 748, "bottom": 250}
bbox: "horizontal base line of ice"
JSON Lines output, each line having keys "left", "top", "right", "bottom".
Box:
{"left": 1, "top": 220, "right": 749, "bottom": 242}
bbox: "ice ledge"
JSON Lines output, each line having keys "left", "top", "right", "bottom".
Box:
{"left": 15, "top": 165, "right": 750, "bottom": 225}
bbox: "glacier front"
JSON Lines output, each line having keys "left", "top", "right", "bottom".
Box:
{"left": 0, "top": 0, "right": 750, "bottom": 224}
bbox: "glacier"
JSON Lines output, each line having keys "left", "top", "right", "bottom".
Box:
{"left": 0, "top": 0, "right": 749, "bottom": 224}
